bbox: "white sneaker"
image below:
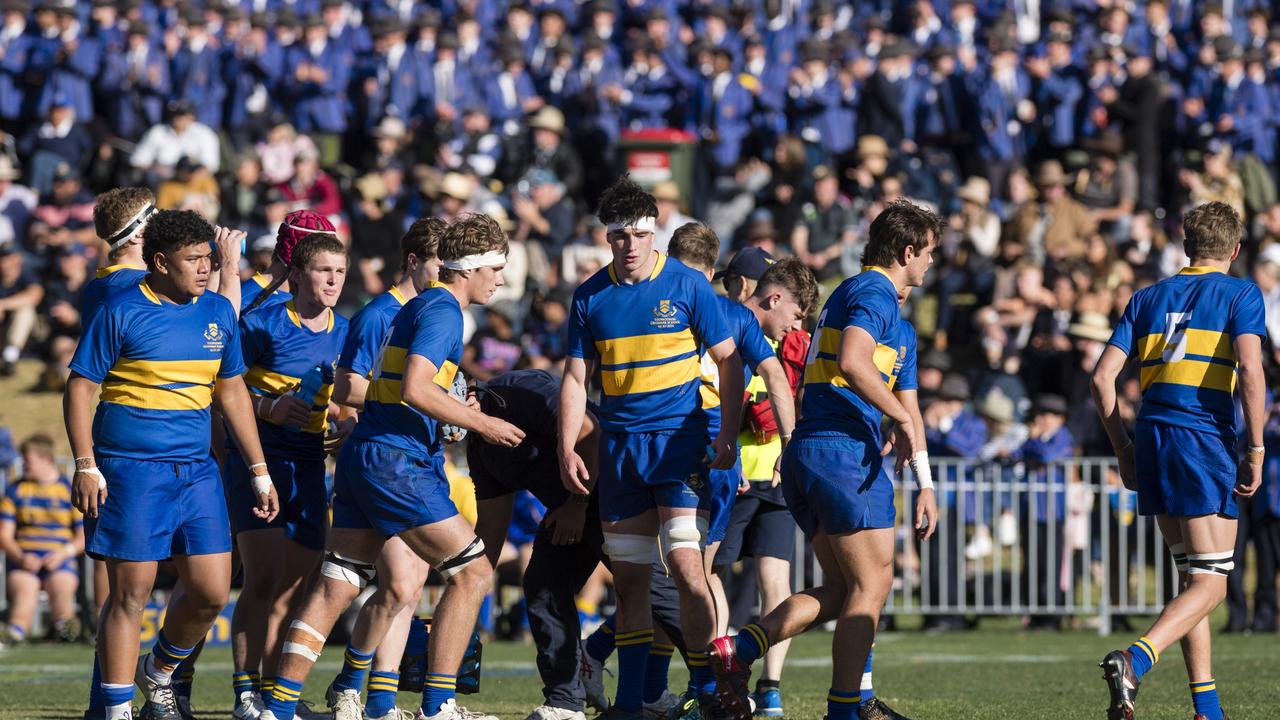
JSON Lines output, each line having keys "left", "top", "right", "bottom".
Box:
{"left": 524, "top": 705, "right": 587, "bottom": 720}
{"left": 365, "top": 709, "right": 416, "bottom": 720}
{"left": 642, "top": 691, "right": 681, "bottom": 720}
{"left": 258, "top": 712, "right": 281, "bottom": 720}
{"left": 134, "top": 656, "right": 180, "bottom": 718}
{"left": 332, "top": 688, "right": 364, "bottom": 720}
{"left": 578, "top": 641, "right": 610, "bottom": 712}
{"left": 964, "top": 525, "right": 993, "bottom": 560}
{"left": 232, "top": 691, "right": 264, "bottom": 720}
{"left": 996, "top": 511, "right": 1019, "bottom": 547}
{"left": 416, "top": 699, "right": 499, "bottom": 720}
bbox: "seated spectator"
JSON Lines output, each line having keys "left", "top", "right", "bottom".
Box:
{"left": 360, "top": 116, "right": 411, "bottom": 174}
{"left": 0, "top": 433, "right": 83, "bottom": 643}
{"left": 652, "top": 180, "right": 694, "bottom": 252}
{"left": 39, "top": 244, "right": 89, "bottom": 391}
{"left": 512, "top": 169, "right": 574, "bottom": 255}
{"left": 130, "top": 100, "right": 221, "bottom": 183}
{"left": 17, "top": 95, "right": 94, "bottom": 196}
{"left": 436, "top": 172, "right": 475, "bottom": 222}
{"left": 0, "top": 240, "right": 40, "bottom": 375}
{"left": 155, "top": 157, "right": 220, "bottom": 221}
{"left": 0, "top": 157, "right": 38, "bottom": 251}
{"left": 1077, "top": 132, "right": 1138, "bottom": 238}
{"left": 275, "top": 147, "right": 342, "bottom": 221}
{"left": 1180, "top": 139, "right": 1246, "bottom": 217}
{"left": 349, "top": 172, "right": 406, "bottom": 297}
{"left": 792, "top": 164, "right": 855, "bottom": 282}
{"left": 462, "top": 300, "right": 523, "bottom": 381}
{"left": 440, "top": 106, "right": 503, "bottom": 180}
{"left": 27, "top": 163, "right": 96, "bottom": 255}
{"left": 256, "top": 118, "right": 318, "bottom": 186}
{"left": 951, "top": 176, "right": 1001, "bottom": 257}
{"left": 1012, "top": 160, "right": 1096, "bottom": 264}
{"left": 219, "top": 152, "right": 270, "bottom": 238}
{"left": 523, "top": 106, "right": 582, "bottom": 200}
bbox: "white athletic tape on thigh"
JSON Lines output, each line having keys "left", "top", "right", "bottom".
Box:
{"left": 1168, "top": 542, "right": 1189, "bottom": 572}
{"left": 321, "top": 552, "right": 376, "bottom": 588}
{"left": 441, "top": 251, "right": 507, "bottom": 271}
{"left": 910, "top": 451, "right": 934, "bottom": 490}
{"left": 602, "top": 532, "right": 659, "bottom": 563}
{"left": 1187, "top": 551, "right": 1235, "bottom": 576}
{"left": 605, "top": 216, "right": 657, "bottom": 233}
{"left": 661, "top": 515, "right": 702, "bottom": 552}
{"left": 437, "top": 536, "right": 486, "bottom": 579}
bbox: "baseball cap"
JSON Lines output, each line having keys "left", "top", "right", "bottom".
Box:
{"left": 713, "top": 247, "right": 776, "bottom": 281}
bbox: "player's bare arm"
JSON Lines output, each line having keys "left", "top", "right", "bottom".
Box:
{"left": 557, "top": 355, "right": 594, "bottom": 494}
{"left": 839, "top": 325, "right": 917, "bottom": 458}
{"left": 896, "top": 387, "right": 938, "bottom": 540}
{"left": 1090, "top": 344, "right": 1136, "bottom": 489}
{"left": 401, "top": 354, "right": 523, "bottom": 448}
{"left": 333, "top": 368, "right": 369, "bottom": 410}
{"left": 216, "top": 374, "right": 280, "bottom": 522}
{"left": 62, "top": 373, "right": 104, "bottom": 517}
{"left": 1234, "top": 333, "right": 1265, "bottom": 497}
{"left": 707, "top": 337, "right": 744, "bottom": 470}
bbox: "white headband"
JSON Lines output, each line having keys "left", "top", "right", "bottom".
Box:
{"left": 284, "top": 223, "right": 337, "bottom": 237}
{"left": 606, "top": 216, "right": 657, "bottom": 233}
{"left": 442, "top": 251, "right": 508, "bottom": 270}
{"left": 104, "top": 204, "right": 155, "bottom": 250}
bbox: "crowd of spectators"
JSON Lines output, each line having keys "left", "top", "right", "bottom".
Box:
{"left": 0, "top": 0, "right": 1278, "bottom": 630}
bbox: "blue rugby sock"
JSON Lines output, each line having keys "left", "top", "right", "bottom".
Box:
{"left": 1127, "top": 636, "right": 1158, "bottom": 680}
{"left": 101, "top": 682, "right": 134, "bottom": 720}
{"left": 735, "top": 623, "right": 770, "bottom": 664}
{"left": 87, "top": 653, "right": 103, "bottom": 715}
{"left": 333, "top": 644, "right": 375, "bottom": 692}
{"left": 232, "top": 670, "right": 259, "bottom": 705}
{"left": 262, "top": 676, "right": 303, "bottom": 720}
{"left": 422, "top": 673, "right": 458, "bottom": 717}
{"left": 827, "top": 688, "right": 860, "bottom": 720}
{"left": 686, "top": 649, "right": 715, "bottom": 696}
{"left": 643, "top": 643, "right": 675, "bottom": 703}
{"left": 145, "top": 630, "right": 195, "bottom": 685}
{"left": 860, "top": 643, "right": 875, "bottom": 703}
{"left": 366, "top": 671, "right": 400, "bottom": 717}
{"left": 584, "top": 615, "right": 616, "bottom": 662}
{"left": 614, "top": 628, "right": 653, "bottom": 712}
{"left": 1190, "top": 679, "right": 1224, "bottom": 720}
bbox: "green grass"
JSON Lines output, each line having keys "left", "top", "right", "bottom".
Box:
{"left": 1, "top": 627, "right": 1278, "bottom": 719}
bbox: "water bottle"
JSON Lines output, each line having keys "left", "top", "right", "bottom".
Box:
{"left": 286, "top": 365, "right": 324, "bottom": 432}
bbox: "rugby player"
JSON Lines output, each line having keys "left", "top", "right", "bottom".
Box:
{"left": 708, "top": 200, "right": 940, "bottom": 720}
{"left": 64, "top": 209, "right": 279, "bottom": 720}
{"left": 258, "top": 213, "right": 523, "bottom": 720}
{"left": 240, "top": 210, "right": 337, "bottom": 315}
{"left": 559, "top": 178, "right": 744, "bottom": 720}
{"left": 227, "top": 233, "right": 350, "bottom": 719}
{"left": 1094, "top": 201, "right": 1266, "bottom": 720}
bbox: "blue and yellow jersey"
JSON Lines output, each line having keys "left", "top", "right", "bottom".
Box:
{"left": 69, "top": 280, "right": 246, "bottom": 462}
{"left": 337, "top": 286, "right": 408, "bottom": 377}
{"left": 568, "top": 253, "right": 732, "bottom": 434}
{"left": 0, "top": 477, "right": 81, "bottom": 554}
{"left": 1108, "top": 266, "right": 1267, "bottom": 437}
{"left": 80, "top": 264, "right": 146, "bottom": 320}
{"left": 697, "top": 295, "right": 776, "bottom": 434}
{"left": 240, "top": 272, "right": 291, "bottom": 313}
{"left": 798, "top": 268, "right": 917, "bottom": 444}
{"left": 353, "top": 284, "right": 463, "bottom": 459}
{"left": 239, "top": 300, "right": 349, "bottom": 459}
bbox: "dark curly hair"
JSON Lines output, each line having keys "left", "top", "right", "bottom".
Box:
{"left": 596, "top": 174, "right": 658, "bottom": 227}
{"left": 141, "top": 209, "right": 215, "bottom": 271}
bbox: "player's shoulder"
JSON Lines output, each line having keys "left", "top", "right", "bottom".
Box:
{"left": 408, "top": 285, "right": 462, "bottom": 323}
{"left": 330, "top": 309, "right": 350, "bottom": 332}
{"left": 660, "top": 255, "right": 710, "bottom": 288}
{"left": 573, "top": 264, "right": 616, "bottom": 300}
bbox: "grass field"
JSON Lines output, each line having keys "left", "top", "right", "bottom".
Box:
{"left": 1, "top": 627, "right": 1278, "bottom": 719}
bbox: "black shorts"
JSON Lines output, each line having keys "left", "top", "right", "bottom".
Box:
{"left": 714, "top": 493, "right": 797, "bottom": 568}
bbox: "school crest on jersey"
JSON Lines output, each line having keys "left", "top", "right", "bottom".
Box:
{"left": 651, "top": 298, "right": 679, "bottom": 328}
{"left": 202, "top": 322, "right": 225, "bottom": 352}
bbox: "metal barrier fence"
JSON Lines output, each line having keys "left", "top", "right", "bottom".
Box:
{"left": 791, "top": 457, "right": 1178, "bottom": 635}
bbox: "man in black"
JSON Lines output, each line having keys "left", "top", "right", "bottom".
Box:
{"left": 468, "top": 369, "right": 688, "bottom": 720}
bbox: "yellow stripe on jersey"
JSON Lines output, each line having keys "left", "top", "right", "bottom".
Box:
{"left": 1140, "top": 360, "right": 1236, "bottom": 393}
{"left": 804, "top": 357, "right": 850, "bottom": 388}
{"left": 816, "top": 326, "right": 841, "bottom": 355}
{"left": 802, "top": 340, "right": 900, "bottom": 389}
{"left": 245, "top": 367, "right": 302, "bottom": 396}
{"left": 367, "top": 359, "right": 459, "bottom": 404}
{"left": 434, "top": 360, "right": 459, "bottom": 388}
{"left": 100, "top": 357, "right": 221, "bottom": 410}
{"left": 380, "top": 346, "right": 408, "bottom": 375}
{"left": 1136, "top": 329, "right": 1233, "bottom": 363}
{"left": 594, "top": 329, "right": 697, "bottom": 368}
{"left": 873, "top": 343, "right": 899, "bottom": 380}
{"left": 600, "top": 354, "right": 701, "bottom": 396}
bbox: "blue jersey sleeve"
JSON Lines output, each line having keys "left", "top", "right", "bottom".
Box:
{"left": 69, "top": 303, "right": 124, "bottom": 383}
{"left": 407, "top": 303, "right": 462, "bottom": 370}
{"left": 1109, "top": 295, "right": 1137, "bottom": 355}
{"left": 218, "top": 301, "right": 247, "bottom": 378}
{"left": 238, "top": 310, "right": 266, "bottom": 371}
{"left": 1228, "top": 283, "right": 1268, "bottom": 340}
{"left": 0, "top": 483, "right": 16, "bottom": 521}
{"left": 845, "top": 285, "right": 895, "bottom": 339}
{"left": 735, "top": 305, "right": 775, "bottom": 372}
{"left": 688, "top": 276, "right": 732, "bottom": 349}
{"left": 897, "top": 328, "right": 918, "bottom": 391}
{"left": 338, "top": 307, "right": 384, "bottom": 377}
{"left": 567, "top": 289, "right": 596, "bottom": 361}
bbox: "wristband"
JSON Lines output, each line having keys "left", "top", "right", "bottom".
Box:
{"left": 249, "top": 462, "right": 268, "bottom": 472}
{"left": 1248, "top": 446, "right": 1265, "bottom": 454}
{"left": 251, "top": 474, "right": 274, "bottom": 496}
{"left": 909, "top": 451, "right": 935, "bottom": 491}
{"left": 74, "top": 456, "right": 95, "bottom": 467}
{"left": 78, "top": 466, "right": 106, "bottom": 490}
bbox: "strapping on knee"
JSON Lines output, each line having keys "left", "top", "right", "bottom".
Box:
{"left": 321, "top": 552, "right": 377, "bottom": 588}
{"left": 438, "top": 537, "right": 486, "bottom": 579}
{"left": 602, "top": 532, "right": 659, "bottom": 563}
{"left": 1168, "top": 542, "right": 1189, "bottom": 573}
{"left": 281, "top": 620, "right": 327, "bottom": 662}
{"left": 660, "top": 515, "right": 704, "bottom": 553}
{"left": 1187, "top": 551, "right": 1235, "bottom": 576}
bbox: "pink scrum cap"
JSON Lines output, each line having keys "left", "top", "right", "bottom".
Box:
{"left": 275, "top": 209, "right": 337, "bottom": 266}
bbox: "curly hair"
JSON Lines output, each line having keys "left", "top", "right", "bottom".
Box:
{"left": 1183, "top": 201, "right": 1244, "bottom": 261}
{"left": 861, "top": 199, "right": 943, "bottom": 268}
{"left": 141, "top": 209, "right": 215, "bottom": 270}
{"left": 596, "top": 174, "right": 658, "bottom": 226}
{"left": 290, "top": 232, "right": 347, "bottom": 270}
{"left": 438, "top": 213, "right": 508, "bottom": 283}
{"left": 94, "top": 187, "right": 154, "bottom": 250}
{"left": 402, "top": 216, "right": 446, "bottom": 269}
